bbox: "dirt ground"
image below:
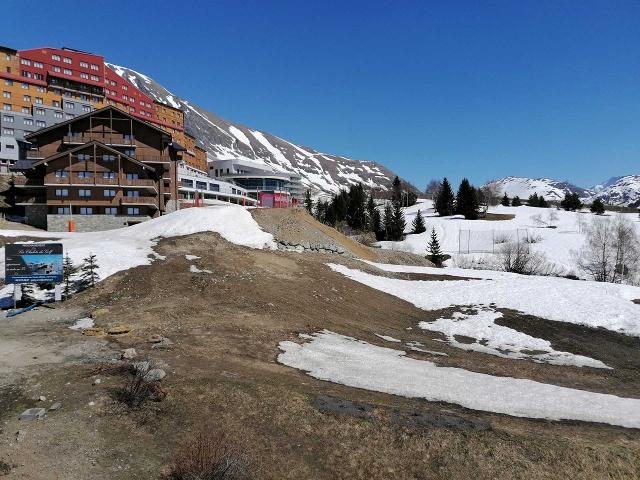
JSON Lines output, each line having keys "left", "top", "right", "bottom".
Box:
{"left": 0, "top": 232, "right": 639, "bottom": 479}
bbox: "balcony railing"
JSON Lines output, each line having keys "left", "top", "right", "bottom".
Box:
{"left": 44, "top": 175, "right": 156, "bottom": 189}
{"left": 121, "top": 178, "right": 155, "bottom": 187}
{"left": 63, "top": 134, "right": 135, "bottom": 146}
{"left": 120, "top": 196, "right": 158, "bottom": 206}
{"left": 26, "top": 151, "right": 45, "bottom": 159}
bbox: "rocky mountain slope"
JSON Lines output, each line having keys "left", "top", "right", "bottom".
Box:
{"left": 106, "top": 63, "right": 408, "bottom": 195}
{"left": 484, "top": 177, "right": 593, "bottom": 202}
{"left": 593, "top": 175, "right": 640, "bottom": 208}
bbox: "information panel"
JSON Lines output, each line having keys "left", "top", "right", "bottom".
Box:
{"left": 5, "top": 243, "right": 64, "bottom": 284}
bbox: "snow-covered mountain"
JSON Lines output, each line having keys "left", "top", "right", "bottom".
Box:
{"left": 106, "top": 63, "right": 410, "bottom": 195}
{"left": 484, "top": 177, "right": 593, "bottom": 202}
{"left": 593, "top": 175, "right": 640, "bottom": 208}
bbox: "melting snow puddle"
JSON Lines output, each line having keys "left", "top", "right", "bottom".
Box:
{"left": 419, "top": 306, "right": 610, "bottom": 369}
{"left": 278, "top": 331, "right": 640, "bottom": 429}
{"left": 185, "top": 255, "right": 200, "bottom": 261}
{"left": 69, "top": 317, "right": 94, "bottom": 330}
{"left": 189, "top": 265, "right": 212, "bottom": 274}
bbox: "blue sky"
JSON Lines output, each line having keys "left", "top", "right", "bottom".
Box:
{"left": 2, "top": 0, "right": 638, "bottom": 189}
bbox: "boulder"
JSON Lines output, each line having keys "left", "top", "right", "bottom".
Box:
{"left": 143, "top": 368, "right": 166, "bottom": 383}
{"left": 121, "top": 348, "right": 137, "bottom": 359}
{"left": 19, "top": 408, "right": 46, "bottom": 421}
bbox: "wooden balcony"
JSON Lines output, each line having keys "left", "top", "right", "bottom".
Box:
{"left": 120, "top": 196, "right": 158, "bottom": 207}
{"left": 26, "top": 150, "right": 45, "bottom": 160}
{"left": 62, "top": 134, "right": 135, "bottom": 146}
{"left": 44, "top": 175, "right": 156, "bottom": 190}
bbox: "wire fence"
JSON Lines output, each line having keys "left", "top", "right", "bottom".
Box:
{"left": 458, "top": 228, "right": 530, "bottom": 254}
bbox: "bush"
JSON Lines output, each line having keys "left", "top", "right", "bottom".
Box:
{"left": 496, "top": 242, "right": 560, "bottom": 276}
{"left": 117, "top": 360, "right": 166, "bottom": 408}
{"left": 164, "top": 427, "right": 254, "bottom": 480}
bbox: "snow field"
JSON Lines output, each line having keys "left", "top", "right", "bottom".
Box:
{"left": 278, "top": 331, "right": 640, "bottom": 429}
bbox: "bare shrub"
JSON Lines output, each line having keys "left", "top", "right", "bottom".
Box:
{"left": 495, "top": 242, "right": 560, "bottom": 276}
{"left": 117, "top": 361, "right": 166, "bottom": 408}
{"left": 523, "top": 233, "right": 543, "bottom": 244}
{"left": 531, "top": 211, "right": 559, "bottom": 228}
{"left": 493, "top": 232, "right": 512, "bottom": 244}
{"left": 164, "top": 427, "right": 254, "bottom": 480}
{"left": 574, "top": 215, "right": 640, "bottom": 284}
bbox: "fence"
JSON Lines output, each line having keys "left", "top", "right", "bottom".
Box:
{"left": 458, "top": 228, "right": 530, "bottom": 254}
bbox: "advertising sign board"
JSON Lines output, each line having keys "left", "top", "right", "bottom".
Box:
{"left": 5, "top": 243, "right": 64, "bottom": 284}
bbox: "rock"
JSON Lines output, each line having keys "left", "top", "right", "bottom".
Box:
{"left": 19, "top": 408, "right": 46, "bottom": 421}
{"left": 93, "top": 378, "right": 101, "bottom": 385}
{"left": 148, "top": 334, "right": 164, "bottom": 343}
{"left": 49, "top": 402, "right": 62, "bottom": 411}
{"left": 88, "top": 401, "right": 95, "bottom": 406}
{"left": 38, "top": 396, "right": 46, "bottom": 402}
{"left": 82, "top": 327, "right": 106, "bottom": 337}
{"left": 16, "top": 430, "right": 26, "bottom": 443}
{"left": 121, "top": 348, "right": 137, "bottom": 359}
{"left": 133, "top": 361, "right": 150, "bottom": 373}
{"left": 107, "top": 324, "right": 132, "bottom": 335}
{"left": 91, "top": 308, "right": 110, "bottom": 318}
{"left": 302, "top": 242, "right": 310, "bottom": 250}
{"left": 151, "top": 337, "right": 174, "bottom": 349}
{"left": 143, "top": 368, "right": 166, "bottom": 382}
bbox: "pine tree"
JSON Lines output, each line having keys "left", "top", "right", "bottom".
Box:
{"left": 528, "top": 193, "right": 539, "bottom": 207}
{"left": 304, "top": 190, "right": 313, "bottom": 214}
{"left": 392, "top": 202, "right": 406, "bottom": 241}
{"left": 346, "top": 183, "right": 367, "bottom": 230}
{"left": 371, "top": 208, "right": 383, "bottom": 240}
{"left": 366, "top": 194, "right": 377, "bottom": 231}
{"left": 538, "top": 195, "right": 548, "bottom": 208}
{"left": 62, "top": 252, "right": 78, "bottom": 299}
{"left": 434, "top": 177, "right": 455, "bottom": 216}
{"left": 79, "top": 254, "right": 99, "bottom": 290}
{"left": 427, "top": 228, "right": 445, "bottom": 267}
{"left": 590, "top": 198, "right": 605, "bottom": 215}
{"left": 511, "top": 196, "right": 522, "bottom": 207}
{"left": 382, "top": 202, "right": 394, "bottom": 241}
{"left": 411, "top": 209, "right": 427, "bottom": 234}
{"left": 560, "top": 192, "right": 582, "bottom": 211}
{"left": 391, "top": 176, "right": 402, "bottom": 206}
{"left": 501, "top": 193, "right": 510, "bottom": 206}
{"left": 455, "top": 178, "right": 479, "bottom": 220}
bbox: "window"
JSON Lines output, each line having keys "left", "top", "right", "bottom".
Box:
{"left": 23, "top": 118, "right": 33, "bottom": 125}
{"left": 55, "top": 188, "right": 69, "bottom": 197}
{"left": 52, "top": 54, "right": 61, "bottom": 61}
{"left": 80, "top": 94, "right": 87, "bottom": 100}
{"left": 102, "top": 155, "right": 116, "bottom": 162}
{"left": 77, "top": 154, "right": 91, "bottom": 161}
{"left": 34, "top": 62, "right": 43, "bottom": 69}
{"left": 52, "top": 66, "right": 61, "bottom": 73}
{"left": 209, "top": 183, "right": 220, "bottom": 192}
{"left": 3, "top": 115, "right": 13, "bottom": 123}
{"left": 127, "top": 207, "right": 140, "bottom": 215}
{"left": 80, "top": 73, "right": 89, "bottom": 79}
{"left": 79, "top": 61, "right": 88, "bottom": 68}
{"left": 2, "top": 91, "right": 10, "bottom": 98}
{"left": 21, "top": 107, "right": 29, "bottom": 114}
{"left": 103, "top": 189, "right": 116, "bottom": 197}
{"left": 54, "top": 170, "right": 68, "bottom": 178}
{"left": 124, "top": 149, "right": 135, "bottom": 157}
{"left": 63, "top": 69, "right": 72, "bottom": 75}
{"left": 65, "top": 113, "right": 74, "bottom": 119}
{"left": 53, "top": 111, "right": 63, "bottom": 118}
{"left": 52, "top": 100, "right": 60, "bottom": 107}
{"left": 35, "top": 97, "right": 43, "bottom": 104}
{"left": 35, "top": 108, "right": 45, "bottom": 115}
{"left": 90, "top": 75, "right": 99, "bottom": 82}
{"left": 82, "top": 105, "right": 91, "bottom": 112}
{"left": 22, "top": 95, "right": 30, "bottom": 102}
{"left": 125, "top": 173, "right": 139, "bottom": 180}
{"left": 196, "top": 181, "right": 207, "bottom": 190}
{"left": 79, "top": 189, "right": 91, "bottom": 197}
{"left": 63, "top": 57, "right": 72, "bottom": 64}
{"left": 65, "top": 102, "right": 74, "bottom": 109}
{"left": 122, "top": 95, "right": 128, "bottom": 101}
{"left": 2, "top": 104, "right": 11, "bottom": 111}
{"left": 103, "top": 171, "right": 116, "bottom": 179}
{"left": 122, "top": 85, "right": 128, "bottom": 91}
{"left": 34, "top": 73, "right": 44, "bottom": 81}
{"left": 91, "top": 64, "right": 99, "bottom": 70}
{"left": 36, "top": 86, "right": 44, "bottom": 92}
{"left": 53, "top": 88, "right": 61, "bottom": 96}
{"left": 4, "top": 79, "right": 12, "bottom": 86}
{"left": 21, "top": 71, "right": 32, "bottom": 78}
{"left": 2, "top": 128, "right": 14, "bottom": 135}
{"left": 105, "top": 207, "right": 117, "bottom": 215}
{"left": 21, "top": 83, "right": 29, "bottom": 89}
{"left": 20, "top": 59, "right": 31, "bottom": 66}
{"left": 77, "top": 171, "right": 92, "bottom": 178}
{"left": 79, "top": 207, "right": 93, "bottom": 215}
{"left": 35, "top": 120, "right": 45, "bottom": 128}
{"left": 181, "top": 179, "right": 193, "bottom": 188}
{"left": 57, "top": 207, "right": 71, "bottom": 214}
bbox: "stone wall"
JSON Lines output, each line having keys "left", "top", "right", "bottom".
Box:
{"left": 47, "top": 214, "right": 151, "bottom": 232}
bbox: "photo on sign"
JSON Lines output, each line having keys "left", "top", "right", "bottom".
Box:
{"left": 5, "top": 243, "right": 64, "bottom": 284}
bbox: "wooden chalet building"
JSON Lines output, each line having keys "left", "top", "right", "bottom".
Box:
{"left": 14, "top": 106, "right": 185, "bottom": 231}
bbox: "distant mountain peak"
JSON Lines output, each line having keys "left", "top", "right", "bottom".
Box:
{"left": 484, "top": 176, "right": 592, "bottom": 201}
{"left": 106, "top": 63, "right": 410, "bottom": 195}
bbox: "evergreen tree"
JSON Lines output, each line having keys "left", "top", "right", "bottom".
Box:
{"left": 501, "top": 193, "right": 510, "bottom": 206}
{"left": 590, "top": 198, "right": 605, "bottom": 215}
{"left": 371, "top": 208, "right": 383, "bottom": 240}
{"left": 538, "top": 195, "right": 548, "bottom": 208}
{"left": 560, "top": 192, "right": 582, "bottom": 211}
{"left": 382, "top": 202, "right": 394, "bottom": 241}
{"left": 427, "top": 228, "right": 445, "bottom": 267}
{"left": 304, "top": 190, "right": 313, "bottom": 215}
{"left": 332, "top": 190, "right": 348, "bottom": 222}
{"left": 315, "top": 200, "right": 328, "bottom": 223}
{"left": 511, "top": 196, "right": 522, "bottom": 207}
{"left": 527, "top": 193, "right": 539, "bottom": 207}
{"left": 434, "top": 177, "right": 455, "bottom": 216}
{"left": 391, "top": 176, "right": 402, "bottom": 206}
{"left": 391, "top": 202, "right": 406, "bottom": 241}
{"left": 79, "top": 254, "right": 99, "bottom": 290}
{"left": 346, "top": 183, "right": 367, "bottom": 230}
{"left": 366, "top": 194, "right": 377, "bottom": 231}
{"left": 455, "top": 178, "right": 479, "bottom": 220}
{"left": 62, "top": 252, "right": 78, "bottom": 299}
{"left": 406, "top": 191, "right": 418, "bottom": 207}
{"left": 411, "top": 209, "right": 426, "bottom": 234}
